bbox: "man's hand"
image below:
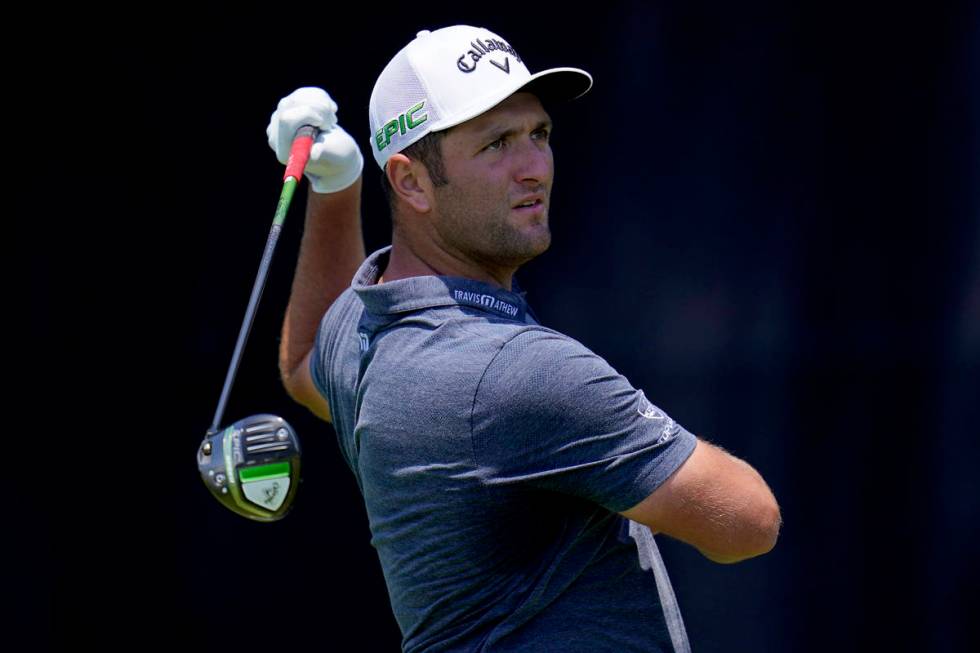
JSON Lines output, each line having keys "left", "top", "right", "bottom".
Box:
{"left": 266, "top": 87, "right": 363, "bottom": 194}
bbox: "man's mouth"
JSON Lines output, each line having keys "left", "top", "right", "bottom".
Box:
{"left": 513, "top": 196, "right": 545, "bottom": 212}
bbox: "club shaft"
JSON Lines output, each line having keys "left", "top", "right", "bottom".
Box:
{"left": 209, "top": 177, "right": 299, "bottom": 434}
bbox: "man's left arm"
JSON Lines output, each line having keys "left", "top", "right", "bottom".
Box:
{"left": 471, "top": 329, "right": 779, "bottom": 563}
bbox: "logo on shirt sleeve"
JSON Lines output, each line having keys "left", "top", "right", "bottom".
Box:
{"left": 637, "top": 390, "right": 680, "bottom": 443}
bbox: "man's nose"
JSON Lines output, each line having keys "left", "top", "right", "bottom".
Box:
{"left": 513, "top": 138, "right": 553, "bottom": 185}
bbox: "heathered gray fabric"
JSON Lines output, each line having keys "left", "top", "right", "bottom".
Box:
{"left": 629, "top": 521, "right": 692, "bottom": 653}
{"left": 311, "top": 245, "right": 697, "bottom": 652}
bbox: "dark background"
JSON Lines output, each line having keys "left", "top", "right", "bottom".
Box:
{"left": 29, "top": 0, "right": 978, "bottom": 650}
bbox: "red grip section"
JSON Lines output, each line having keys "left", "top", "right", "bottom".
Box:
{"left": 284, "top": 126, "right": 317, "bottom": 181}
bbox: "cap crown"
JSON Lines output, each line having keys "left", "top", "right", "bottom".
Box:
{"left": 368, "top": 25, "right": 591, "bottom": 169}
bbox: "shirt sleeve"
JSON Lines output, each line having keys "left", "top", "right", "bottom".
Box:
{"left": 306, "top": 288, "right": 363, "bottom": 480}
{"left": 309, "top": 287, "right": 358, "bottom": 405}
{"left": 309, "top": 315, "right": 330, "bottom": 402}
{"left": 470, "top": 328, "right": 697, "bottom": 513}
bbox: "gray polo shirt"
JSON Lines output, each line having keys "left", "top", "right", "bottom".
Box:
{"left": 311, "top": 245, "right": 697, "bottom": 652}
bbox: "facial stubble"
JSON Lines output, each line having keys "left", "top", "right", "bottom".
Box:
{"left": 432, "top": 179, "right": 552, "bottom": 274}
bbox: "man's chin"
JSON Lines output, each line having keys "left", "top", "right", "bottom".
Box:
{"left": 516, "top": 228, "right": 552, "bottom": 264}
{"left": 533, "top": 230, "right": 552, "bottom": 256}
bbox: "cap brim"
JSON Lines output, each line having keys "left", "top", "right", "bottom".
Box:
{"left": 516, "top": 67, "right": 593, "bottom": 104}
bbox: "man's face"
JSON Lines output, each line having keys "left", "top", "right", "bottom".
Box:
{"left": 429, "top": 92, "right": 554, "bottom": 271}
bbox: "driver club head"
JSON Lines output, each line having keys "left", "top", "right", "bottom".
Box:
{"left": 197, "top": 414, "right": 301, "bottom": 522}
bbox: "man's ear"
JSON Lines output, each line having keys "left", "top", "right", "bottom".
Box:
{"left": 387, "top": 154, "right": 432, "bottom": 213}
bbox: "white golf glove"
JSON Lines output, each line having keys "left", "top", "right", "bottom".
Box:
{"left": 266, "top": 87, "right": 363, "bottom": 194}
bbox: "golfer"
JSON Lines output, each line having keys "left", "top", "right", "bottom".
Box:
{"left": 270, "top": 24, "right": 781, "bottom": 652}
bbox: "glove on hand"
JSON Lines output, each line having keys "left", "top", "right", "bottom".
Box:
{"left": 266, "top": 87, "right": 363, "bottom": 193}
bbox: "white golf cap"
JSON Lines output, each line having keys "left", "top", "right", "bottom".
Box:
{"left": 368, "top": 25, "right": 593, "bottom": 170}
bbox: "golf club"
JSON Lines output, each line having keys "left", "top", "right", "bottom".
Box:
{"left": 197, "top": 124, "right": 317, "bottom": 522}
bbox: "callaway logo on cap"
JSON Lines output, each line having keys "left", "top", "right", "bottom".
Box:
{"left": 368, "top": 25, "right": 593, "bottom": 170}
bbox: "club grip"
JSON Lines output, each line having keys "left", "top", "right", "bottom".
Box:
{"left": 284, "top": 124, "right": 318, "bottom": 182}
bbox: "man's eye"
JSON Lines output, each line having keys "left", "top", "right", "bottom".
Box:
{"left": 485, "top": 138, "right": 504, "bottom": 151}
{"left": 533, "top": 129, "right": 551, "bottom": 140}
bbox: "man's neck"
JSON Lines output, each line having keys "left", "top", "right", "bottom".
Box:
{"left": 381, "top": 239, "right": 514, "bottom": 291}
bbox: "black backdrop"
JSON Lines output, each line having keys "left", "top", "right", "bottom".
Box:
{"left": 30, "top": 1, "right": 978, "bottom": 651}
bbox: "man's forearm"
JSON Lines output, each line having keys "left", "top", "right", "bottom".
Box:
{"left": 279, "top": 178, "right": 365, "bottom": 382}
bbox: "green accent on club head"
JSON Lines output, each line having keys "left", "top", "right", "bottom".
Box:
{"left": 239, "top": 462, "right": 291, "bottom": 482}
{"left": 215, "top": 427, "right": 294, "bottom": 519}
{"left": 274, "top": 178, "right": 299, "bottom": 227}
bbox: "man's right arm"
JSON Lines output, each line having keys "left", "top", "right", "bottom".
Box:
{"left": 279, "top": 181, "right": 364, "bottom": 423}
{"left": 265, "top": 87, "right": 366, "bottom": 422}
{"left": 620, "top": 437, "right": 782, "bottom": 564}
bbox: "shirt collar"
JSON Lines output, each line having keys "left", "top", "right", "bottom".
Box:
{"left": 351, "top": 245, "right": 530, "bottom": 322}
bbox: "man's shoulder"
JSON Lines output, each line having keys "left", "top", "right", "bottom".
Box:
{"left": 453, "top": 318, "right": 558, "bottom": 344}
{"left": 449, "top": 320, "right": 600, "bottom": 368}
{"left": 315, "top": 286, "right": 364, "bottom": 358}
{"left": 473, "top": 326, "right": 613, "bottom": 403}
{"left": 487, "top": 325, "right": 597, "bottom": 365}
{"left": 327, "top": 285, "right": 362, "bottom": 320}
{"left": 316, "top": 286, "right": 363, "bottom": 341}
{"left": 372, "top": 316, "right": 555, "bottom": 369}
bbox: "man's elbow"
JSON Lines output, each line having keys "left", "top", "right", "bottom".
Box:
{"left": 279, "top": 348, "right": 311, "bottom": 405}
{"left": 279, "top": 366, "right": 301, "bottom": 403}
{"left": 702, "top": 497, "right": 782, "bottom": 564}
{"left": 280, "top": 358, "right": 333, "bottom": 423}
{"left": 281, "top": 377, "right": 302, "bottom": 406}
